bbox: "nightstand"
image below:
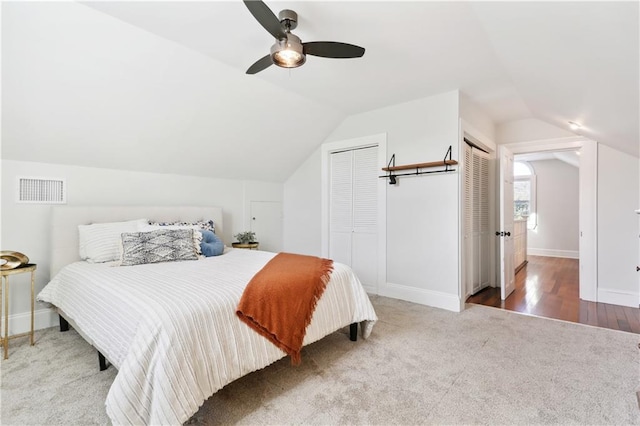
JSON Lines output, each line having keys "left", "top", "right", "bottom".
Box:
{"left": 0, "top": 263, "right": 36, "bottom": 359}
{"left": 232, "top": 242, "right": 259, "bottom": 250}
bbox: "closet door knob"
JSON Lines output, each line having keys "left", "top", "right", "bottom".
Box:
{"left": 505, "top": 232, "right": 511, "bottom": 237}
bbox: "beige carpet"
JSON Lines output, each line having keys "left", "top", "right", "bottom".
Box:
{"left": 2, "top": 296, "right": 639, "bottom": 425}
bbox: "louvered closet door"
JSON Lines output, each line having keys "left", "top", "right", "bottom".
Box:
{"left": 472, "top": 148, "right": 491, "bottom": 293}
{"left": 329, "top": 150, "right": 354, "bottom": 267}
{"left": 472, "top": 149, "right": 482, "bottom": 293}
{"left": 477, "top": 152, "right": 490, "bottom": 287}
{"left": 465, "top": 146, "right": 491, "bottom": 295}
{"left": 463, "top": 144, "right": 474, "bottom": 296}
{"left": 329, "top": 146, "right": 378, "bottom": 287}
{"left": 351, "top": 147, "right": 378, "bottom": 286}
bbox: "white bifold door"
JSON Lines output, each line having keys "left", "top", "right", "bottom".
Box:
{"left": 464, "top": 144, "right": 491, "bottom": 296}
{"left": 329, "top": 146, "right": 378, "bottom": 288}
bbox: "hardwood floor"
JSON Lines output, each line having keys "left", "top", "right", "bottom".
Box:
{"left": 466, "top": 255, "right": 640, "bottom": 334}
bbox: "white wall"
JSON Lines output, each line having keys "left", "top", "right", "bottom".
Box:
{"left": 497, "top": 118, "right": 576, "bottom": 144}
{"left": 283, "top": 148, "right": 323, "bottom": 256}
{"left": 1, "top": 159, "right": 282, "bottom": 332}
{"left": 526, "top": 159, "right": 579, "bottom": 257}
{"left": 285, "top": 90, "right": 462, "bottom": 311}
{"left": 459, "top": 92, "right": 496, "bottom": 144}
{"left": 597, "top": 145, "right": 639, "bottom": 307}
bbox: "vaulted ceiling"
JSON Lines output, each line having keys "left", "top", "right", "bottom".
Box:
{"left": 2, "top": 1, "right": 638, "bottom": 182}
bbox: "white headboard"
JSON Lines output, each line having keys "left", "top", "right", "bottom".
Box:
{"left": 50, "top": 206, "right": 224, "bottom": 278}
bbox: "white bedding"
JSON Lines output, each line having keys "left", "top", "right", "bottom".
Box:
{"left": 37, "top": 249, "right": 377, "bottom": 425}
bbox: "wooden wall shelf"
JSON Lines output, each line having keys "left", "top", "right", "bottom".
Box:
{"left": 382, "top": 159, "right": 458, "bottom": 172}
{"left": 379, "top": 146, "right": 457, "bottom": 184}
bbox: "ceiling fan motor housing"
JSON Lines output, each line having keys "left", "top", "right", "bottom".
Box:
{"left": 278, "top": 9, "right": 298, "bottom": 30}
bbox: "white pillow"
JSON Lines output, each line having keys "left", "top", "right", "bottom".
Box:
{"left": 79, "top": 218, "right": 148, "bottom": 263}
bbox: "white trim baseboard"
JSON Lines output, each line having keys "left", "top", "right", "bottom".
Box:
{"left": 380, "top": 282, "right": 461, "bottom": 312}
{"left": 528, "top": 248, "right": 579, "bottom": 259}
{"left": 362, "top": 284, "right": 378, "bottom": 295}
{"left": 597, "top": 288, "right": 639, "bottom": 308}
{"left": 0, "top": 308, "right": 58, "bottom": 335}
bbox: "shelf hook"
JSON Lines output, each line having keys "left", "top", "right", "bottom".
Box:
{"left": 444, "top": 145, "right": 453, "bottom": 172}
{"left": 386, "top": 154, "right": 397, "bottom": 185}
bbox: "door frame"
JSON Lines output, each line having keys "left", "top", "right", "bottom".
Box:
{"left": 503, "top": 136, "right": 598, "bottom": 302}
{"left": 321, "top": 133, "right": 387, "bottom": 295}
{"left": 459, "top": 119, "right": 497, "bottom": 310}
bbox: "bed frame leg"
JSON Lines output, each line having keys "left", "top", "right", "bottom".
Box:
{"left": 98, "top": 352, "right": 109, "bottom": 371}
{"left": 349, "top": 323, "right": 358, "bottom": 341}
{"left": 59, "top": 315, "right": 69, "bottom": 332}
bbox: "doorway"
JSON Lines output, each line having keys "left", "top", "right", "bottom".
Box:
{"left": 498, "top": 137, "right": 597, "bottom": 303}
{"left": 470, "top": 148, "right": 582, "bottom": 319}
{"left": 469, "top": 137, "right": 598, "bottom": 322}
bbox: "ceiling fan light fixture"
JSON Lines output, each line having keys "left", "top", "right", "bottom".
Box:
{"left": 243, "top": 1, "right": 365, "bottom": 74}
{"left": 270, "top": 34, "right": 305, "bottom": 68}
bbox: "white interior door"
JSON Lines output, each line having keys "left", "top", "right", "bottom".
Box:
{"left": 499, "top": 145, "right": 515, "bottom": 300}
{"left": 351, "top": 147, "right": 378, "bottom": 287}
{"left": 329, "top": 146, "right": 378, "bottom": 289}
{"left": 464, "top": 144, "right": 492, "bottom": 296}
{"left": 329, "top": 150, "right": 354, "bottom": 266}
{"left": 478, "top": 151, "right": 491, "bottom": 288}
{"left": 250, "top": 201, "right": 283, "bottom": 252}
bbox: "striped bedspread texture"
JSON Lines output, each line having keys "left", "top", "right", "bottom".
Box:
{"left": 37, "top": 249, "right": 377, "bottom": 425}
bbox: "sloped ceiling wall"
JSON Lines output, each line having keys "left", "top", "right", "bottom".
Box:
{"left": 471, "top": 1, "right": 639, "bottom": 157}
{"left": 2, "top": 1, "right": 638, "bottom": 183}
{"left": 2, "top": 2, "right": 343, "bottom": 182}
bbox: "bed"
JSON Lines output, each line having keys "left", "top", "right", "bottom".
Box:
{"left": 37, "top": 206, "right": 377, "bottom": 425}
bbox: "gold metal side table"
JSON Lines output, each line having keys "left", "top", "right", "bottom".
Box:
{"left": 232, "top": 242, "right": 259, "bottom": 250}
{"left": 0, "top": 263, "right": 36, "bottom": 359}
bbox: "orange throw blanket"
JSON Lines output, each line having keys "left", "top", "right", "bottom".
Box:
{"left": 236, "top": 253, "right": 334, "bottom": 365}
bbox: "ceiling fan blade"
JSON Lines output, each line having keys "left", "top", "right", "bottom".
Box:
{"left": 246, "top": 54, "right": 273, "bottom": 74}
{"left": 243, "top": 0, "right": 287, "bottom": 40}
{"left": 303, "top": 42, "right": 365, "bottom": 59}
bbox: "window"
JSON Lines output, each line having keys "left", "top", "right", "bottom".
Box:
{"left": 513, "top": 161, "right": 537, "bottom": 229}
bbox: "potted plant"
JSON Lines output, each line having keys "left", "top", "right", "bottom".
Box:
{"left": 234, "top": 231, "right": 256, "bottom": 244}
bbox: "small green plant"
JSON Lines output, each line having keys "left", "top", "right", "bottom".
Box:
{"left": 234, "top": 231, "right": 256, "bottom": 244}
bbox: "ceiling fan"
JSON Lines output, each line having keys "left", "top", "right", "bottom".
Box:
{"left": 243, "top": 0, "right": 365, "bottom": 74}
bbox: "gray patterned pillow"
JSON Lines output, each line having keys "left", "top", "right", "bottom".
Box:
{"left": 149, "top": 220, "right": 215, "bottom": 233}
{"left": 120, "top": 229, "right": 198, "bottom": 266}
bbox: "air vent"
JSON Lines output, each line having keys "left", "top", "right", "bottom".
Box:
{"left": 17, "top": 177, "right": 66, "bottom": 204}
